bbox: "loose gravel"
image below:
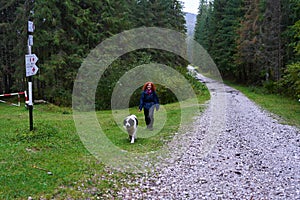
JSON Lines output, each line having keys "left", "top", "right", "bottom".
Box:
{"left": 115, "top": 70, "right": 300, "bottom": 199}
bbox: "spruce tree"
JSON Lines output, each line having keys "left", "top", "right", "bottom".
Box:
{"left": 194, "top": 0, "right": 212, "bottom": 51}
{"left": 235, "top": 0, "right": 264, "bottom": 83}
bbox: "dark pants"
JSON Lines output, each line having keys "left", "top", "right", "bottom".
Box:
{"left": 144, "top": 106, "right": 154, "bottom": 128}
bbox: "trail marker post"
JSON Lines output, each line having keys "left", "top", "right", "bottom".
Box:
{"left": 26, "top": 18, "right": 38, "bottom": 131}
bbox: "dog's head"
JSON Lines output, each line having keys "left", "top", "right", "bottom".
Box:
{"left": 123, "top": 115, "right": 138, "bottom": 129}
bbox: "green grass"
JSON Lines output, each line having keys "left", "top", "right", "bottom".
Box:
{"left": 225, "top": 82, "right": 300, "bottom": 127}
{"left": 0, "top": 86, "right": 209, "bottom": 199}
{"left": 0, "top": 104, "right": 103, "bottom": 199}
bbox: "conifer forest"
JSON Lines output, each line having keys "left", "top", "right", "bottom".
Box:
{"left": 195, "top": 0, "right": 300, "bottom": 99}
{"left": 0, "top": 0, "right": 299, "bottom": 109}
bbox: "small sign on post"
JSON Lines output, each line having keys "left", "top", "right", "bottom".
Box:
{"left": 25, "top": 54, "right": 39, "bottom": 77}
{"left": 28, "top": 35, "right": 33, "bottom": 46}
{"left": 28, "top": 21, "right": 35, "bottom": 33}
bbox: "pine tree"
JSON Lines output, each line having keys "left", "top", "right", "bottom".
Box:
{"left": 194, "top": 0, "right": 212, "bottom": 50}
{"left": 215, "top": 0, "right": 244, "bottom": 79}
{"left": 282, "top": 0, "right": 300, "bottom": 63}
{"left": 196, "top": 0, "right": 244, "bottom": 79}
{"left": 0, "top": 0, "right": 28, "bottom": 94}
{"left": 260, "top": 0, "right": 283, "bottom": 82}
{"left": 235, "top": 0, "right": 264, "bottom": 83}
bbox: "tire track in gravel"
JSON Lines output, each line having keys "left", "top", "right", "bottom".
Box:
{"left": 117, "top": 67, "right": 300, "bottom": 199}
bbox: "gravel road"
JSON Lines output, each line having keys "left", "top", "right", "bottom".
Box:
{"left": 116, "top": 69, "right": 300, "bottom": 199}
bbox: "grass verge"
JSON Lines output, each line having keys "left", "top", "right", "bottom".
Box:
{"left": 225, "top": 81, "right": 300, "bottom": 127}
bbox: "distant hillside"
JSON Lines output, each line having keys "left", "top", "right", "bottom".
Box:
{"left": 185, "top": 12, "right": 197, "bottom": 37}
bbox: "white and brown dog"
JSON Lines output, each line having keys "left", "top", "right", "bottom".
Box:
{"left": 123, "top": 114, "right": 138, "bottom": 143}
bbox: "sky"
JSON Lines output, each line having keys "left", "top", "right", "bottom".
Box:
{"left": 181, "top": 0, "right": 200, "bottom": 15}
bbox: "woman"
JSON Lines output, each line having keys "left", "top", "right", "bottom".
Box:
{"left": 139, "top": 82, "right": 159, "bottom": 130}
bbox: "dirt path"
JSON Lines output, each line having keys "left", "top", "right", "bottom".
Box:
{"left": 116, "top": 68, "right": 300, "bottom": 199}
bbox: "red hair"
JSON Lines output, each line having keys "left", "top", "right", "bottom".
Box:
{"left": 142, "top": 82, "right": 156, "bottom": 91}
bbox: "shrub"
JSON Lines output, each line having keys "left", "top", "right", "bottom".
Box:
{"left": 277, "top": 62, "right": 300, "bottom": 99}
